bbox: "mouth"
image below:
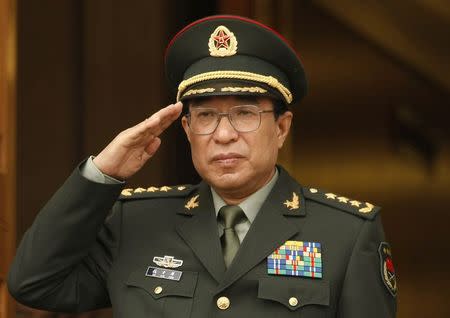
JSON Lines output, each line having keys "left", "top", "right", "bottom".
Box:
{"left": 211, "top": 153, "right": 245, "bottom": 166}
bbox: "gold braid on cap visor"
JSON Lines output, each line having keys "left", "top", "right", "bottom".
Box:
{"left": 177, "top": 70, "right": 293, "bottom": 104}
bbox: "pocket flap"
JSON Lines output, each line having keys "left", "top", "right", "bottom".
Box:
{"left": 126, "top": 266, "right": 198, "bottom": 299}
{"left": 258, "top": 277, "right": 329, "bottom": 311}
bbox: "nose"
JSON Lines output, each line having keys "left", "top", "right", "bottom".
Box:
{"left": 212, "top": 115, "right": 238, "bottom": 143}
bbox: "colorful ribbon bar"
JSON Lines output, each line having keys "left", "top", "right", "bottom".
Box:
{"left": 267, "top": 240, "right": 323, "bottom": 278}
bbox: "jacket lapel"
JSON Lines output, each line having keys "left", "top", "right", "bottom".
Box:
{"left": 175, "top": 181, "right": 226, "bottom": 283}
{"left": 215, "top": 167, "right": 306, "bottom": 294}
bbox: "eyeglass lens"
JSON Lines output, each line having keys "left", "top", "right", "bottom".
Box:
{"left": 188, "top": 105, "right": 264, "bottom": 135}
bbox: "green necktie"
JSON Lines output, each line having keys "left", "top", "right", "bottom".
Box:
{"left": 218, "top": 205, "right": 246, "bottom": 268}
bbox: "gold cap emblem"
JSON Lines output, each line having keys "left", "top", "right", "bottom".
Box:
{"left": 208, "top": 25, "right": 238, "bottom": 57}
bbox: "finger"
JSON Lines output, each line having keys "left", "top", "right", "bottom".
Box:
{"left": 122, "top": 102, "right": 181, "bottom": 144}
{"left": 147, "top": 102, "right": 181, "bottom": 123}
{"left": 118, "top": 102, "right": 181, "bottom": 150}
{"left": 147, "top": 102, "right": 182, "bottom": 126}
{"left": 143, "top": 136, "right": 161, "bottom": 157}
{"left": 153, "top": 105, "right": 182, "bottom": 135}
{"left": 144, "top": 102, "right": 183, "bottom": 136}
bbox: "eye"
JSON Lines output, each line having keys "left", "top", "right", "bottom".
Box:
{"left": 235, "top": 107, "right": 257, "bottom": 117}
{"left": 237, "top": 110, "right": 251, "bottom": 115}
{"left": 195, "top": 109, "right": 216, "bottom": 118}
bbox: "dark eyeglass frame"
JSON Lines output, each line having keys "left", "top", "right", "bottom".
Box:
{"left": 186, "top": 105, "right": 274, "bottom": 135}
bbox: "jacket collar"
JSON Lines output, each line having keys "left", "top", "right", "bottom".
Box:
{"left": 175, "top": 166, "right": 306, "bottom": 287}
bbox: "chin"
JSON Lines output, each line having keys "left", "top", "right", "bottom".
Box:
{"left": 203, "top": 167, "right": 249, "bottom": 191}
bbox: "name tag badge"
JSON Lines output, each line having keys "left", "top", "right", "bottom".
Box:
{"left": 146, "top": 266, "right": 183, "bottom": 281}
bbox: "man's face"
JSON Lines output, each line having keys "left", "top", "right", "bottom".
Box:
{"left": 181, "top": 96, "right": 292, "bottom": 200}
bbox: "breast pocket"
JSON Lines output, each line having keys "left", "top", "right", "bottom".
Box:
{"left": 125, "top": 266, "right": 198, "bottom": 318}
{"left": 258, "top": 277, "right": 329, "bottom": 316}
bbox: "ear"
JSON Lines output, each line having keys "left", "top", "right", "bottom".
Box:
{"left": 276, "top": 111, "right": 293, "bottom": 148}
{"left": 181, "top": 116, "right": 192, "bottom": 143}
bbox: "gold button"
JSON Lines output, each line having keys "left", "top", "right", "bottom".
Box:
{"left": 217, "top": 296, "right": 230, "bottom": 310}
{"left": 289, "top": 297, "right": 299, "bottom": 307}
{"left": 154, "top": 286, "right": 163, "bottom": 294}
{"left": 310, "top": 188, "right": 318, "bottom": 193}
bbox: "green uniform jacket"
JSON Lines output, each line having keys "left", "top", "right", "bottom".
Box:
{"left": 8, "top": 163, "right": 397, "bottom": 317}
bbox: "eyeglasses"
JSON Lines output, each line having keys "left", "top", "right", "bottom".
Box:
{"left": 186, "top": 105, "right": 274, "bottom": 135}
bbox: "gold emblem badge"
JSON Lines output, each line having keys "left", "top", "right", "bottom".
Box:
{"left": 185, "top": 195, "right": 200, "bottom": 210}
{"left": 284, "top": 192, "right": 300, "bottom": 210}
{"left": 208, "top": 25, "right": 238, "bottom": 57}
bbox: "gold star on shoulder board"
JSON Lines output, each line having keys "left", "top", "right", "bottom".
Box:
{"left": 350, "top": 200, "right": 361, "bottom": 207}
{"left": 121, "top": 188, "right": 133, "bottom": 196}
{"left": 159, "top": 186, "right": 172, "bottom": 192}
{"left": 185, "top": 195, "right": 200, "bottom": 210}
{"left": 134, "top": 187, "right": 147, "bottom": 193}
{"left": 325, "top": 193, "right": 337, "bottom": 200}
{"left": 147, "top": 186, "right": 159, "bottom": 192}
{"left": 337, "top": 196, "right": 349, "bottom": 203}
{"left": 284, "top": 192, "right": 300, "bottom": 210}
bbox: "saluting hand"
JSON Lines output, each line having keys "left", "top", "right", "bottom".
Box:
{"left": 93, "top": 102, "right": 183, "bottom": 180}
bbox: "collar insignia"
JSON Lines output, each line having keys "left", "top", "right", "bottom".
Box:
{"left": 152, "top": 255, "right": 183, "bottom": 268}
{"left": 208, "top": 25, "right": 238, "bottom": 57}
{"left": 284, "top": 192, "right": 300, "bottom": 210}
{"left": 185, "top": 194, "right": 200, "bottom": 210}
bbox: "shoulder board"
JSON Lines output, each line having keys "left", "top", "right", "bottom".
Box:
{"left": 302, "top": 186, "right": 380, "bottom": 220}
{"left": 118, "top": 184, "right": 197, "bottom": 201}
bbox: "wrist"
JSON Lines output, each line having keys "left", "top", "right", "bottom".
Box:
{"left": 92, "top": 155, "right": 122, "bottom": 180}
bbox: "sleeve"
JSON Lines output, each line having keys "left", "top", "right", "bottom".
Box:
{"left": 337, "top": 214, "right": 397, "bottom": 318}
{"left": 7, "top": 161, "right": 125, "bottom": 313}
{"left": 81, "top": 155, "right": 124, "bottom": 184}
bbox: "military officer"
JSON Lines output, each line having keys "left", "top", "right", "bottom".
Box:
{"left": 8, "top": 15, "right": 397, "bottom": 317}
